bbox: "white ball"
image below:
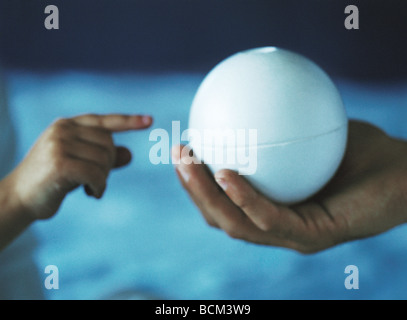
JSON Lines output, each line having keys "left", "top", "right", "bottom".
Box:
{"left": 188, "top": 47, "right": 348, "bottom": 204}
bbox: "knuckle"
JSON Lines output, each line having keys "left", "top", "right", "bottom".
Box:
{"left": 225, "top": 228, "right": 241, "bottom": 240}
{"left": 54, "top": 117, "right": 72, "bottom": 130}
{"left": 257, "top": 219, "right": 274, "bottom": 232}
{"left": 99, "top": 148, "right": 113, "bottom": 166}
{"left": 96, "top": 116, "right": 104, "bottom": 127}
{"left": 93, "top": 165, "right": 108, "bottom": 180}
{"left": 291, "top": 238, "right": 322, "bottom": 254}
{"left": 234, "top": 190, "right": 257, "bottom": 211}
{"left": 48, "top": 118, "right": 72, "bottom": 138}
{"left": 103, "top": 133, "right": 114, "bottom": 147}
{"left": 77, "top": 113, "right": 100, "bottom": 126}
{"left": 48, "top": 137, "right": 65, "bottom": 158}
{"left": 86, "top": 165, "right": 108, "bottom": 186}
{"left": 87, "top": 114, "right": 103, "bottom": 126}
{"left": 53, "top": 117, "right": 68, "bottom": 126}
{"left": 46, "top": 123, "right": 59, "bottom": 137}
{"left": 223, "top": 222, "right": 243, "bottom": 240}
{"left": 80, "top": 113, "right": 96, "bottom": 120}
{"left": 205, "top": 218, "right": 219, "bottom": 229}
{"left": 204, "top": 191, "right": 224, "bottom": 210}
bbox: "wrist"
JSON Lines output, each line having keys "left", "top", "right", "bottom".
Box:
{"left": 0, "top": 172, "right": 36, "bottom": 223}
{"left": 0, "top": 173, "right": 36, "bottom": 250}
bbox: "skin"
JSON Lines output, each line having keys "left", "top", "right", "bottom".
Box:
{"left": 173, "top": 120, "right": 407, "bottom": 254}
{"left": 0, "top": 114, "right": 152, "bottom": 250}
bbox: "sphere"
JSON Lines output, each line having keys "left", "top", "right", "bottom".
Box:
{"left": 188, "top": 47, "right": 348, "bottom": 204}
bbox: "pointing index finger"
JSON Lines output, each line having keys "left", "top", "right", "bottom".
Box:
{"left": 72, "top": 114, "right": 153, "bottom": 132}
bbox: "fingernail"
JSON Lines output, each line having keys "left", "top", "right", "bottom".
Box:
{"left": 95, "top": 190, "right": 103, "bottom": 199}
{"left": 142, "top": 115, "right": 152, "bottom": 125}
{"left": 176, "top": 165, "right": 190, "bottom": 183}
{"left": 96, "top": 184, "right": 106, "bottom": 199}
{"left": 215, "top": 178, "right": 228, "bottom": 191}
{"left": 171, "top": 151, "right": 180, "bottom": 165}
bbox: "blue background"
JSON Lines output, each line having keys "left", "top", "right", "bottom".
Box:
{"left": 0, "top": 0, "right": 406, "bottom": 299}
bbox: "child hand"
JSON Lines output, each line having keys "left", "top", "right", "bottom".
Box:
{"left": 8, "top": 114, "right": 152, "bottom": 221}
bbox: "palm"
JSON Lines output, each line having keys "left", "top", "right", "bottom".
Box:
{"left": 174, "top": 120, "right": 407, "bottom": 253}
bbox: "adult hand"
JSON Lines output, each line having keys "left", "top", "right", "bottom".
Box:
{"left": 172, "top": 120, "right": 407, "bottom": 253}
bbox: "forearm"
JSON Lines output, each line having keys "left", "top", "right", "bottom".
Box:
{"left": 0, "top": 173, "right": 35, "bottom": 251}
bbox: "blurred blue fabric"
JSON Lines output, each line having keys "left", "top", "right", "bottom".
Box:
{"left": 0, "top": 70, "right": 406, "bottom": 299}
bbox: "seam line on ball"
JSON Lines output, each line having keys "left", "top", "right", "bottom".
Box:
{"left": 197, "top": 123, "right": 348, "bottom": 149}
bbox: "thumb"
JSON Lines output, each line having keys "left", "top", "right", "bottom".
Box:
{"left": 113, "top": 146, "right": 132, "bottom": 168}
